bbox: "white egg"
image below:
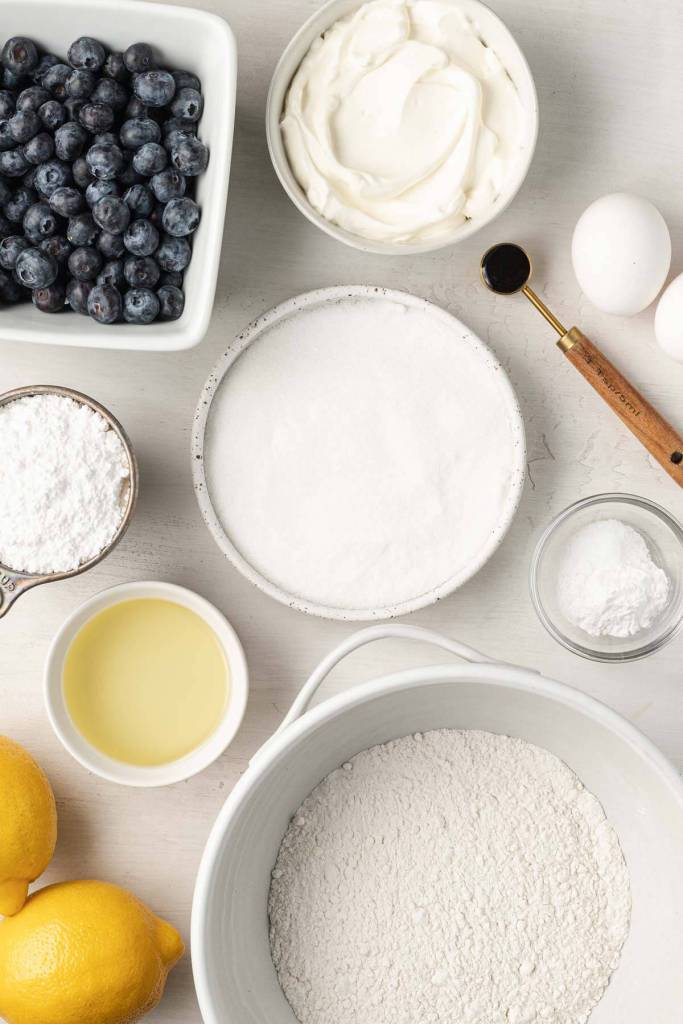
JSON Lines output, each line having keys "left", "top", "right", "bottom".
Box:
{"left": 571, "top": 193, "right": 671, "bottom": 316}
{"left": 655, "top": 273, "right": 683, "bottom": 362}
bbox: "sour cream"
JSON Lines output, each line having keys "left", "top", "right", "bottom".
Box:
{"left": 281, "top": 0, "right": 524, "bottom": 244}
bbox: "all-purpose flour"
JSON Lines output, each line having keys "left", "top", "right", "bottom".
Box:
{"left": 204, "top": 295, "right": 523, "bottom": 611}
{"left": 0, "top": 394, "right": 129, "bottom": 574}
{"left": 269, "top": 729, "right": 630, "bottom": 1024}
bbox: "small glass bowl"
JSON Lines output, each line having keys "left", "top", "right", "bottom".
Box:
{"left": 530, "top": 493, "right": 683, "bottom": 662}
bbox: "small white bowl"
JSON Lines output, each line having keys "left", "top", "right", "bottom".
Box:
{"left": 1, "top": 0, "right": 236, "bottom": 350}
{"left": 266, "top": 0, "right": 539, "bottom": 256}
{"left": 44, "top": 581, "right": 248, "bottom": 786}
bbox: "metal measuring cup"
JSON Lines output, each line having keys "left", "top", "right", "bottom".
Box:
{"left": 0, "top": 385, "right": 139, "bottom": 619}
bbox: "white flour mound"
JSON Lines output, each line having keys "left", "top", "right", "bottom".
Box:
{"left": 269, "top": 729, "right": 630, "bottom": 1024}
{"left": 205, "top": 296, "right": 523, "bottom": 611}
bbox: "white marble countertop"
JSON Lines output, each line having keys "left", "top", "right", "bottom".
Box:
{"left": 2, "top": 0, "right": 682, "bottom": 1019}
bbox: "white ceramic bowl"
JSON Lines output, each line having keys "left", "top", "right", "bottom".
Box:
{"left": 266, "top": 0, "right": 539, "bottom": 255}
{"left": 192, "top": 624, "right": 683, "bottom": 1024}
{"left": 1, "top": 0, "right": 236, "bottom": 350}
{"left": 192, "top": 285, "right": 526, "bottom": 620}
{"left": 44, "top": 581, "right": 248, "bottom": 786}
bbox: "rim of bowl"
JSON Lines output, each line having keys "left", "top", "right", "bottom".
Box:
{"left": 529, "top": 492, "right": 683, "bottom": 663}
{"left": 191, "top": 284, "right": 527, "bottom": 621}
{"left": 44, "top": 581, "right": 249, "bottom": 787}
{"left": 265, "top": 0, "right": 540, "bottom": 256}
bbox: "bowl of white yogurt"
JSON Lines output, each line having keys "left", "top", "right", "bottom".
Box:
{"left": 267, "top": 0, "right": 538, "bottom": 254}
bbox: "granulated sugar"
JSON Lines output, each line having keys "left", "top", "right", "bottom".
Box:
{"left": 0, "top": 394, "right": 130, "bottom": 574}
{"left": 269, "top": 729, "right": 630, "bottom": 1024}
{"left": 204, "top": 295, "right": 523, "bottom": 611}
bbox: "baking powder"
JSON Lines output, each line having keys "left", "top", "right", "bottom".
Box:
{"left": 0, "top": 394, "right": 130, "bottom": 574}
{"left": 204, "top": 295, "right": 523, "bottom": 611}
{"left": 557, "top": 518, "right": 670, "bottom": 638}
{"left": 269, "top": 729, "right": 630, "bottom": 1024}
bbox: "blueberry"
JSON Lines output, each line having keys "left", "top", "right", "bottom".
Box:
{"left": 119, "top": 117, "right": 161, "bottom": 149}
{"left": 159, "top": 269, "right": 183, "bottom": 287}
{"left": 124, "top": 43, "right": 154, "bottom": 74}
{"left": 124, "top": 96, "right": 149, "bottom": 120}
{"left": 66, "top": 277, "right": 92, "bottom": 314}
{"left": 156, "top": 234, "right": 191, "bottom": 272}
{"left": 35, "top": 158, "right": 72, "bottom": 196}
{"left": 0, "top": 178, "right": 11, "bottom": 205}
{"left": 79, "top": 103, "right": 114, "bottom": 134}
{"left": 133, "top": 141, "right": 166, "bottom": 176}
{"left": 23, "top": 131, "right": 54, "bottom": 164}
{"left": 0, "top": 147, "right": 30, "bottom": 176}
{"left": 68, "top": 37, "right": 106, "bottom": 71}
{"left": 0, "top": 234, "right": 29, "bottom": 270}
{"left": 163, "top": 116, "right": 197, "bottom": 138}
{"left": 123, "top": 254, "right": 159, "bottom": 288}
{"left": 97, "top": 231, "right": 125, "bottom": 259}
{"left": 134, "top": 70, "right": 175, "bottom": 108}
{"left": 38, "top": 99, "right": 66, "bottom": 130}
{"left": 91, "top": 78, "right": 128, "bottom": 111}
{"left": 32, "top": 279, "right": 66, "bottom": 312}
{"left": 2, "top": 38, "right": 39, "bottom": 76}
{"left": 21, "top": 165, "right": 39, "bottom": 190}
{"left": 72, "top": 155, "right": 93, "bottom": 189}
{"left": 123, "top": 286, "right": 159, "bottom": 323}
{"left": 97, "top": 258, "right": 125, "bottom": 289}
{"left": 66, "top": 211, "right": 97, "bottom": 246}
{"left": 93, "top": 195, "right": 130, "bottom": 234}
{"left": 170, "top": 87, "right": 203, "bottom": 123}
{"left": 4, "top": 186, "right": 36, "bottom": 222}
{"left": 49, "top": 185, "right": 83, "bottom": 217}
{"left": 16, "top": 86, "right": 50, "bottom": 113}
{"left": 86, "top": 141, "right": 124, "bottom": 180}
{"left": 157, "top": 283, "right": 184, "bottom": 320}
{"left": 103, "top": 52, "right": 129, "bottom": 83}
{"left": 86, "top": 282, "right": 122, "bottom": 323}
{"left": 0, "top": 268, "right": 26, "bottom": 302}
{"left": 123, "top": 182, "right": 154, "bottom": 218}
{"left": 123, "top": 217, "right": 158, "bottom": 256}
{"left": 95, "top": 132, "right": 119, "bottom": 149}
{"left": 85, "top": 178, "right": 119, "bottom": 206}
{"left": 23, "top": 201, "right": 57, "bottom": 242}
{"left": 0, "top": 90, "right": 15, "bottom": 119}
{"left": 32, "top": 54, "right": 60, "bottom": 86}
{"left": 171, "top": 70, "right": 201, "bottom": 92}
{"left": 1, "top": 68, "right": 24, "bottom": 91}
{"left": 9, "top": 110, "right": 41, "bottom": 143}
{"left": 162, "top": 196, "right": 200, "bottom": 237}
{"left": 65, "top": 68, "right": 96, "bottom": 100}
{"left": 116, "top": 161, "right": 144, "bottom": 188}
{"left": 0, "top": 120, "right": 15, "bottom": 151}
{"left": 171, "top": 135, "right": 208, "bottom": 176}
{"left": 64, "top": 97, "right": 86, "bottom": 122}
{"left": 0, "top": 212, "right": 12, "bottom": 239}
{"left": 40, "top": 234, "right": 72, "bottom": 264}
{"left": 15, "top": 246, "right": 57, "bottom": 288}
{"left": 150, "top": 168, "right": 185, "bottom": 203}
{"left": 68, "top": 244, "right": 102, "bottom": 281}
{"left": 43, "top": 64, "right": 71, "bottom": 100}
{"left": 148, "top": 202, "right": 165, "bottom": 229}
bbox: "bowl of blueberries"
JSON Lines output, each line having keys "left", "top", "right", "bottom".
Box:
{"left": 0, "top": 0, "right": 236, "bottom": 349}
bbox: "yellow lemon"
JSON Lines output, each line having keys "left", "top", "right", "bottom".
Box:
{"left": 0, "top": 736, "right": 57, "bottom": 916}
{"left": 0, "top": 880, "right": 184, "bottom": 1024}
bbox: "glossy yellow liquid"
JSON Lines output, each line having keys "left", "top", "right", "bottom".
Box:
{"left": 63, "top": 598, "right": 230, "bottom": 766}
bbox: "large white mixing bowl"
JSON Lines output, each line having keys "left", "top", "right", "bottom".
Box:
{"left": 192, "top": 625, "right": 683, "bottom": 1023}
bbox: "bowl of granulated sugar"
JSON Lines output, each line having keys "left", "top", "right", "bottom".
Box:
{"left": 530, "top": 493, "right": 683, "bottom": 662}
{"left": 0, "top": 385, "right": 138, "bottom": 617}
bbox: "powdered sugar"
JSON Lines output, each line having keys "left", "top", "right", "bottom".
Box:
{"left": 0, "top": 394, "right": 130, "bottom": 574}
{"left": 269, "top": 729, "right": 630, "bottom": 1024}
{"left": 557, "top": 519, "right": 670, "bottom": 638}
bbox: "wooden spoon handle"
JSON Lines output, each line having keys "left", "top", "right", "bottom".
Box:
{"left": 559, "top": 327, "right": 683, "bottom": 487}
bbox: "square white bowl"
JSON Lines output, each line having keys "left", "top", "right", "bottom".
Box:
{"left": 1, "top": 0, "right": 236, "bottom": 350}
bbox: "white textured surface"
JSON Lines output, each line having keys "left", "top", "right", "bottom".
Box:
{"left": 1, "top": 1, "right": 682, "bottom": 1020}
{"left": 269, "top": 728, "right": 630, "bottom": 1024}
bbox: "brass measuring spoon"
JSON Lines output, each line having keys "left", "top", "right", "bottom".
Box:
{"left": 0, "top": 385, "right": 139, "bottom": 619}
{"left": 481, "top": 243, "right": 683, "bottom": 487}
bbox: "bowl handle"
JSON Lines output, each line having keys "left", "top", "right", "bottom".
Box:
{"left": 278, "top": 624, "right": 504, "bottom": 733}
